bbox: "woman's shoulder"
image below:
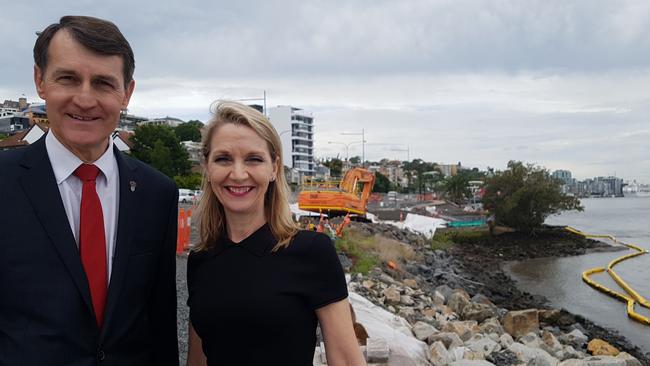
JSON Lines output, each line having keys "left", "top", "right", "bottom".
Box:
{"left": 277, "top": 230, "right": 335, "bottom": 257}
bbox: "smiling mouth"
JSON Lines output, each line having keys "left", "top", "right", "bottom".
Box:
{"left": 67, "top": 113, "right": 97, "bottom": 121}
{"left": 226, "top": 186, "right": 254, "bottom": 195}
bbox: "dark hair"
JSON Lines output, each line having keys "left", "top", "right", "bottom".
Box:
{"left": 34, "top": 15, "right": 135, "bottom": 88}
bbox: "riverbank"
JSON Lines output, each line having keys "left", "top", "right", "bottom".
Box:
{"left": 347, "top": 221, "right": 648, "bottom": 364}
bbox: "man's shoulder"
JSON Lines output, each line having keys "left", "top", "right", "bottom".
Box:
{"left": 0, "top": 146, "right": 33, "bottom": 173}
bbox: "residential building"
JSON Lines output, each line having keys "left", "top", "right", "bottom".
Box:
{"left": 181, "top": 141, "right": 202, "bottom": 164}
{"left": 0, "top": 115, "right": 30, "bottom": 134}
{"left": 140, "top": 116, "right": 185, "bottom": 128}
{"left": 438, "top": 163, "right": 459, "bottom": 177}
{"left": 268, "top": 105, "right": 315, "bottom": 176}
{"left": 0, "top": 123, "right": 47, "bottom": 150}
{"left": 119, "top": 112, "right": 148, "bottom": 131}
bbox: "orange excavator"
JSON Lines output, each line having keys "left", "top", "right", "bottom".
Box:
{"left": 298, "top": 168, "right": 376, "bottom": 217}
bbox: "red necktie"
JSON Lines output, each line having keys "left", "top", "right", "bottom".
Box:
{"left": 74, "top": 164, "right": 108, "bottom": 328}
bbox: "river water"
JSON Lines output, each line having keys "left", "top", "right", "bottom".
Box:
{"left": 504, "top": 197, "right": 650, "bottom": 353}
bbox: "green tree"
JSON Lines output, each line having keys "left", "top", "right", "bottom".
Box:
{"left": 174, "top": 120, "right": 203, "bottom": 142}
{"left": 482, "top": 161, "right": 583, "bottom": 233}
{"left": 174, "top": 172, "right": 203, "bottom": 189}
{"left": 0, "top": 133, "right": 7, "bottom": 140}
{"left": 322, "top": 158, "right": 343, "bottom": 177}
{"left": 131, "top": 124, "right": 191, "bottom": 178}
{"left": 373, "top": 172, "right": 393, "bottom": 193}
{"left": 442, "top": 174, "right": 471, "bottom": 204}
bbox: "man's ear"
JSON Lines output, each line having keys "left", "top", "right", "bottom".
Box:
{"left": 34, "top": 65, "right": 45, "bottom": 99}
{"left": 122, "top": 79, "right": 136, "bottom": 109}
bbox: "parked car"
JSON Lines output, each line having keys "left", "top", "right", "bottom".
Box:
{"left": 178, "top": 189, "right": 196, "bottom": 204}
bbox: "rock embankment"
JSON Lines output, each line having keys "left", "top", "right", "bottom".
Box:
{"left": 336, "top": 267, "right": 645, "bottom": 366}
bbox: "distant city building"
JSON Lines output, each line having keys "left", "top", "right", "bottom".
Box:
{"left": 119, "top": 112, "right": 148, "bottom": 131}
{"left": 181, "top": 141, "right": 202, "bottom": 164}
{"left": 268, "top": 105, "right": 315, "bottom": 176}
{"left": 552, "top": 170, "right": 573, "bottom": 185}
{"left": 140, "top": 116, "right": 185, "bottom": 128}
{"left": 438, "top": 163, "right": 459, "bottom": 177}
{"left": 0, "top": 115, "right": 30, "bottom": 134}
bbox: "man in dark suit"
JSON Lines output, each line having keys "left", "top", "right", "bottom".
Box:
{"left": 0, "top": 16, "right": 179, "bottom": 365}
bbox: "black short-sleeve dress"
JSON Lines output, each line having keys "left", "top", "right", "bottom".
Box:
{"left": 186, "top": 224, "right": 348, "bottom": 365}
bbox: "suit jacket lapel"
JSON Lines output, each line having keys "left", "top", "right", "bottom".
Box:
{"left": 101, "top": 146, "right": 140, "bottom": 339}
{"left": 17, "top": 136, "right": 94, "bottom": 315}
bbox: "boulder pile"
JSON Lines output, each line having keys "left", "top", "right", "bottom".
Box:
{"left": 315, "top": 268, "right": 644, "bottom": 366}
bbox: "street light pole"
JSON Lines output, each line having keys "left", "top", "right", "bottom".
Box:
{"left": 341, "top": 128, "right": 365, "bottom": 168}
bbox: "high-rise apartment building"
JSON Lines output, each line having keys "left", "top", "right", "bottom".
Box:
{"left": 268, "top": 106, "right": 315, "bottom": 176}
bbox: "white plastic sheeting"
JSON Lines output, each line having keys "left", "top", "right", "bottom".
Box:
{"left": 348, "top": 292, "right": 431, "bottom": 364}
{"left": 384, "top": 213, "right": 447, "bottom": 239}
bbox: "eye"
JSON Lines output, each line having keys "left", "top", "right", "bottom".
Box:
{"left": 94, "top": 79, "right": 116, "bottom": 89}
{"left": 213, "top": 155, "right": 231, "bottom": 163}
{"left": 247, "top": 155, "right": 265, "bottom": 163}
{"left": 57, "top": 75, "right": 76, "bottom": 83}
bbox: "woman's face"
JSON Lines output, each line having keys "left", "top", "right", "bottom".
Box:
{"left": 205, "top": 123, "right": 278, "bottom": 222}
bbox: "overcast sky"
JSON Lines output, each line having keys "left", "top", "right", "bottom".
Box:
{"left": 2, "top": 0, "right": 649, "bottom": 182}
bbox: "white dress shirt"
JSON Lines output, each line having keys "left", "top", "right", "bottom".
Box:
{"left": 45, "top": 131, "right": 120, "bottom": 282}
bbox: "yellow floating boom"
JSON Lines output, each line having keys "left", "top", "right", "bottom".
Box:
{"left": 566, "top": 226, "right": 650, "bottom": 326}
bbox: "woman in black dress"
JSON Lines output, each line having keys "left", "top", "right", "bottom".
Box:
{"left": 186, "top": 101, "right": 366, "bottom": 365}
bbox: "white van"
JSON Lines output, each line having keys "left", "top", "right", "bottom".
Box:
{"left": 178, "top": 189, "right": 195, "bottom": 203}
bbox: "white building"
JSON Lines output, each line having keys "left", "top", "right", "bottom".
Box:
{"left": 140, "top": 116, "right": 185, "bottom": 128}
{"left": 268, "top": 106, "right": 315, "bottom": 176}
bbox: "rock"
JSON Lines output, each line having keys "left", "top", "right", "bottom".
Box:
{"left": 463, "top": 350, "right": 486, "bottom": 360}
{"left": 436, "top": 285, "right": 453, "bottom": 303}
{"left": 465, "top": 334, "right": 500, "bottom": 358}
{"left": 412, "top": 321, "right": 437, "bottom": 342}
{"left": 462, "top": 302, "right": 497, "bottom": 323}
{"left": 429, "top": 332, "right": 464, "bottom": 350}
{"left": 587, "top": 339, "right": 620, "bottom": 356}
{"left": 448, "top": 290, "right": 471, "bottom": 315}
{"left": 486, "top": 349, "right": 519, "bottom": 366}
{"left": 519, "top": 332, "right": 542, "bottom": 349}
{"left": 556, "top": 345, "right": 583, "bottom": 361}
{"left": 559, "top": 329, "right": 588, "bottom": 349}
{"left": 366, "top": 337, "right": 390, "bottom": 363}
{"left": 558, "top": 360, "right": 587, "bottom": 366}
{"left": 362, "top": 280, "right": 375, "bottom": 290}
{"left": 541, "top": 331, "right": 563, "bottom": 356}
{"left": 422, "top": 308, "right": 438, "bottom": 319}
{"left": 470, "top": 293, "right": 494, "bottom": 307}
{"left": 539, "top": 309, "right": 562, "bottom": 324}
{"left": 479, "top": 317, "right": 504, "bottom": 336}
{"left": 442, "top": 320, "right": 479, "bottom": 342}
{"left": 449, "top": 360, "right": 496, "bottom": 366}
{"left": 499, "top": 333, "right": 514, "bottom": 348}
{"left": 401, "top": 295, "right": 415, "bottom": 306}
{"left": 429, "top": 341, "right": 452, "bottom": 366}
{"left": 383, "top": 286, "right": 401, "bottom": 305}
{"left": 615, "top": 352, "right": 643, "bottom": 366}
{"left": 449, "top": 346, "right": 468, "bottom": 362}
{"left": 583, "top": 355, "right": 626, "bottom": 366}
{"left": 403, "top": 278, "right": 418, "bottom": 288}
{"left": 398, "top": 306, "right": 416, "bottom": 318}
{"left": 502, "top": 309, "right": 540, "bottom": 338}
{"left": 433, "top": 291, "right": 446, "bottom": 306}
{"left": 509, "top": 342, "right": 560, "bottom": 366}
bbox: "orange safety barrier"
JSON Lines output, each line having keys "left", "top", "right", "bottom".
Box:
{"left": 177, "top": 208, "right": 186, "bottom": 253}
{"left": 185, "top": 208, "right": 192, "bottom": 249}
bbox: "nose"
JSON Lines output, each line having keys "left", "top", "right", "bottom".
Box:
{"left": 72, "top": 82, "right": 98, "bottom": 109}
{"left": 229, "top": 161, "right": 249, "bottom": 180}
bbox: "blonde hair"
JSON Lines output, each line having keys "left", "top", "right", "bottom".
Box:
{"left": 194, "top": 101, "right": 298, "bottom": 252}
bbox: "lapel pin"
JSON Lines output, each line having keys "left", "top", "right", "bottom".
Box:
{"left": 130, "top": 181, "right": 137, "bottom": 192}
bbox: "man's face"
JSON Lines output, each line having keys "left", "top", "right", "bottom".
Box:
{"left": 34, "top": 29, "right": 135, "bottom": 161}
